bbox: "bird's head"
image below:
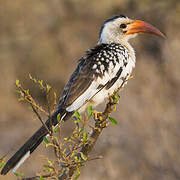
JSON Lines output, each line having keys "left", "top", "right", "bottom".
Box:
{"left": 99, "top": 15, "right": 165, "bottom": 44}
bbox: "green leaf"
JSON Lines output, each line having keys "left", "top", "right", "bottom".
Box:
{"left": 79, "top": 128, "right": 84, "bottom": 134}
{"left": 57, "top": 113, "right": 61, "bottom": 123}
{"left": 38, "top": 80, "right": 43, "bottom": 87}
{"left": 74, "top": 155, "right": 79, "bottom": 162}
{"left": 15, "top": 90, "right": 21, "bottom": 94}
{"left": 40, "top": 175, "right": 45, "bottom": 180}
{"left": 80, "top": 161, "right": 86, "bottom": 166}
{"left": 44, "top": 167, "right": 51, "bottom": 172}
{"left": 74, "top": 167, "right": 80, "bottom": 180}
{"left": 71, "top": 152, "right": 75, "bottom": 157}
{"left": 43, "top": 137, "right": 50, "bottom": 145}
{"left": 74, "top": 119, "right": 80, "bottom": 124}
{"left": 18, "top": 97, "right": 24, "bottom": 102}
{"left": 87, "top": 106, "right": 93, "bottom": 116}
{"left": 14, "top": 172, "right": 19, "bottom": 176}
{"left": 83, "top": 132, "right": 88, "bottom": 142}
{"left": 74, "top": 111, "right": 82, "bottom": 121}
{"left": 80, "top": 152, "right": 87, "bottom": 161}
{"left": 26, "top": 89, "right": 30, "bottom": 95}
{"left": 113, "top": 93, "right": 120, "bottom": 103}
{"left": 52, "top": 125, "right": 58, "bottom": 133}
{"left": 46, "top": 84, "right": 51, "bottom": 92}
{"left": 0, "top": 161, "right": 5, "bottom": 169}
{"left": 15, "top": 79, "right": 19, "bottom": 86}
{"left": 20, "top": 172, "right": 25, "bottom": 177}
{"left": 13, "top": 172, "right": 24, "bottom": 177}
{"left": 109, "top": 117, "right": 118, "bottom": 126}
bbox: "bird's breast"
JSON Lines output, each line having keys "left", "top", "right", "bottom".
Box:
{"left": 90, "top": 53, "right": 135, "bottom": 109}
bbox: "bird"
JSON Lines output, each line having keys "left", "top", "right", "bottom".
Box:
{"left": 0, "top": 14, "right": 165, "bottom": 175}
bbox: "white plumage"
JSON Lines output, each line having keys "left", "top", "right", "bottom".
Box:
{"left": 11, "top": 151, "right": 30, "bottom": 174}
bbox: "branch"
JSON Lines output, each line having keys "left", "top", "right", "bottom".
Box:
{"left": 11, "top": 76, "right": 131, "bottom": 180}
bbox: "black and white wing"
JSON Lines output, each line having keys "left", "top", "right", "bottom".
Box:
{"left": 58, "top": 44, "right": 108, "bottom": 112}
{"left": 58, "top": 43, "right": 133, "bottom": 113}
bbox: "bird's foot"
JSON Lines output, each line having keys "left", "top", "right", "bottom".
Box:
{"left": 93, "top": 110, "right": 103, "bottom": 120}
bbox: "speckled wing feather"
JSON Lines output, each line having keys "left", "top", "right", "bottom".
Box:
{"left": 58, "top": 43, "right": 132, "bottom": 112}
{"left": 58, "top": 44, "right": 108, "bottom": 110}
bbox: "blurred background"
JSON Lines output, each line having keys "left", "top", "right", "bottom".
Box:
{"left": 0, "top": 0, "right": 180, "bottom": 179}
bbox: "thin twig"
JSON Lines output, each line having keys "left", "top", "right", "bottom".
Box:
{"left": 31, "top": 105, "right": 51, "bottom": 135}
{"left": 21, "top": 173, "right": 52, "bottom": 180}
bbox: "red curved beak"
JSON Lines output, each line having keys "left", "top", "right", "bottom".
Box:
{"left": 126, "top": 20, "right": 166, "bottom": 39}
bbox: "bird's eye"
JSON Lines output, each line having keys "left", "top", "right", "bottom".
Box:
{"left": 120, "top": 24, "right": 127, "bottom": 29}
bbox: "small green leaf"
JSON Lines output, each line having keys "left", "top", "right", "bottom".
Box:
{"left": 44, "top": 167, "right": 50, "bottom": 172}
{"left": 14, "top": 172, "right": 19, "bottom": 177}
{"left": 71, "top": 152, "right": 75, "bottom": 157}
{"left": 71, "top": 134, "right": 74, "bottom": 139}
{"left": 80, "top": 152, "right": 87, "bottom": 161}
{"left": 57, "top": 113, "right": 63, "bottom": 123}
{"left": 40, "top": 175, "right": 45, "bottom": 180}
{"left": 18, "top": 97, "right": 24, "bottom": 102}
{"left": 15, "top": 79, "right": 19, "bottom": 86}
{"left": 0, "top": 162, "right": 5, "bottom": 169}
{"left": 13, "top": 172, "right": 24, "bottom": 177}
{"left": 79, "top": 128, "right": 84, "bottom": 134}
{"left": 46, "top": 84, "right": 51, "bottom": 92}
{"left": 52, "top": 125, "right": 58, "bottom": 133}
{"left": 43, "top": 137, "right": 49, "bottom": 145}
{"left": 87, "top": 106, "right": 93, "bottom": 116}
{"left": 20, "top": 172, "right": 24, "bottom": 177}
{"left": 74, "top": 155, "right": 79, "bottom": 162}
{"left": 113, "top": 93, "right": 120, "bottom": 103}
{"left": 113, "top": 105, "right": 116, "bottom": 111}
{"left": 83, "top": 132, "right": 88, "bottom": 142}
{"left": 109, "top": 117, "right": 118, "bottom": 126}
{"left": 74, "top": 167, "right": 80, "bottom": 180}
{"left": 15, "top": 90, "right": 21, "bottom": 94}
{"left": 74, "top": 119, "right": 80, "bottom": 124}
{"left": 38, "top": 80, "right": 43, "bottom": 87}
{"left": 74, "top": 111, "right": 82, "bottom": 121}
{"left": 80, "top": 162, "right": 86, "bottom": 166}
{"left": 0, "top": 160, "right": 5, "bottom": 169}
